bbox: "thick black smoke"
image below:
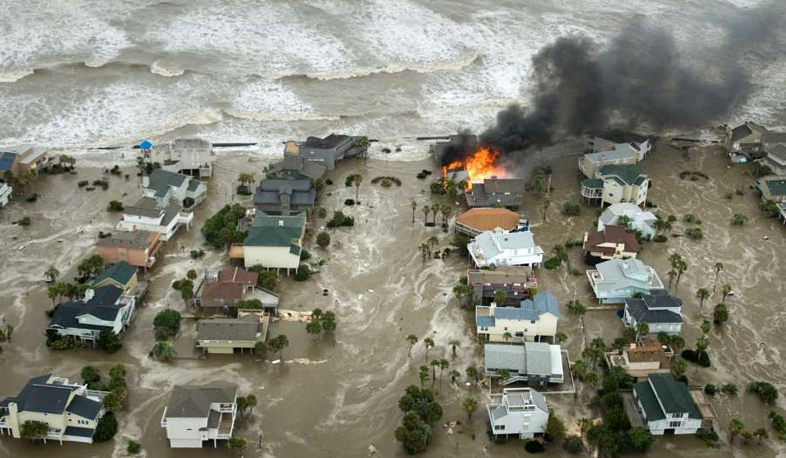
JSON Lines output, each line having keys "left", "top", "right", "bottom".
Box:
{"left": 440, "top": 4, "right": 786, "bottom": 163}
{"left": 480, "top": 19, "right": 749, "bottom": 154}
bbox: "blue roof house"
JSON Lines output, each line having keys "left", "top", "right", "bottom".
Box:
{"left": 476, "top": 291, "right": 560, "bottom": 343}
{"left": 586, "top": 258, "right": 664, "bottom": 304}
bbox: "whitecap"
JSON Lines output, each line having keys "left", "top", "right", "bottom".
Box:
{"left": 0, "top": 69, "right": 34, "bottom": 83}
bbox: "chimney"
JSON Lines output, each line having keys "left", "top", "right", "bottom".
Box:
{"left": 278, "top": 220, "right": 284, "bottom": 227}
{"left": 142, "top": 175, "right": 150, "bottom": 188}
{"left": 490, "top": 301, "right": 497, "bottom": 314}
{"left": 83, "top": 288, "right": 95, "bottom": 302}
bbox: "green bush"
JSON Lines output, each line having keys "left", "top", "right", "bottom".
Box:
{"left": 201, "top": 204, "right": 247, "bottom": 249}
{"left": 98, "top": 331, "right": 123, "bottom": 354}
{"left": 327, "top": 211, "right": 354, "bottom": 228}
{"left": 562, "top": 201, "right": 581, "bottom": 216}
{"left": 704, "top": 384, "right": 718, "bottom": 396}
{"left": 563, "top": 435, "right": 584, "bottom": 454}
{"left": 317, "top": 232, "right": 331, "bottom": 248}
{"left": 300, "top": 249, "right": 312, "bottom": 261}
{"left": 18, "top": 216, "right": 31, "bottom": 227}
{"left": 94, "top": 413, "right": 118, "bottom": 442}
{"left": 294, "top": 264, "right": 311, "bottom": 281}
{"left": 543, "top": 258, "right": 561, "bottom": 270}
{"left": 107, "top": 200, "right": 124, "bottom": 212}
{"left": 653, "top": 235, "right": 668, "bottom": 243}
{"left": 153, "top": 309, "right": 181, "bottom": 339}
{"left": 127, "top": 440, "right": 141, "bottom": 454}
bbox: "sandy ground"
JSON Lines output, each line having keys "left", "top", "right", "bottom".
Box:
{"left": 0, "top": 144, "right": 785, "bottom": 458}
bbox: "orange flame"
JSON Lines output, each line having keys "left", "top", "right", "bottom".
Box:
{"left": 441, "top": 147, "right": 506, "bottom": 190}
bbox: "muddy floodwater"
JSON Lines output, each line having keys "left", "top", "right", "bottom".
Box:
{"left": 1, "top": 144, "right": 785, "bottom": 458}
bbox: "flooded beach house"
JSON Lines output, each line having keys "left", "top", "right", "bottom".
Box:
{"left": 467, "top": 267, "right": 537, "bottom": 305}
{"left": 0, "top": 144, "right": 50, "bottom": 178}
{"left": 582, "top": 225, "right": 641, "bottom": 263}
{"left": 484, "top": 342, "right": 564, "bottom": 386}
{"left": 468, "top": 228, "right": 544, "bottom": 268}
{"left": 455, "top": 207, "right": 527, "bottom": 237}
{"left": 253, "top": 175, "right": 316, "bottom": 216}
{"left": 116, "top": 196, "right": 194, "bottom": 241}
{"left": 627, "top": 374, "right": 709, "bottom": 436}
{"left": 580, "top": 165, "right": 649, "bottom": 207}
{"left": 466, "top": 178, "right": 527, "bottom": 210}
{"left": 90, "top": 261, "right": 138, "bottom": 293}
{"left": 580, "top": 131, "right": 650, "bottom": 179}
{"left": 192, "top": 267, "right": 279, "bottom": 316}
{"left": 0, "top": 374, "right": 107, "bottom": 444}
{"left": 586, "top": 258, "right": 664, "bottom": 304}
{"left": 475, "top": 291, "right": 559, "bottom": 343}
{"left": 47, "top": 285, "right": 137, "bottom": 344}
{"left": 605, "top": 339, "right": 674, "bottom": 379}
{"left": 96, "top": 230, "right": 162, "bottom": 271}
{"left": 622, "top": 290, "right": 684, "bottom": 335}
{"left": 142, "top": 169, "right": 207, "bottom": 210}
{"left": 268, "top": 153, "right": 327, "bottom": 181}
{"left": 282, "top": 133, "right": 367, "bottom": 171}
{"left": 756, "top": 175, "right": 786, "bottom": 203}
{"left": 151, "top": 138, "right": 215, "bottom": 179}
{"left": 196, "top": 314, "right": 267, "bottom": 354}
{"left": 486, "top": 388, "right": 550, "bottom": 440}
{"left": 597, "top": 203, "right": 657, "bottom": 240}
{"left": 239, "top": 212, "right": 306, "bottom": 275}
{"left": 161, "top": 383, "right": 238, "bottom": 448}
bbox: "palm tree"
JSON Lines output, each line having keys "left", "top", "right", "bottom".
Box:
{"left": 635, "top": 321, "right": 650, "bottom": 338}
{"left": 721, "top": 284, "right": 733, "bottom": 302}
{"left": 462, "top": 396, "right": 478, "bottom": 420}
{"left": 496, "top": 369, "right": 511, "bottom": 381}
{"left": 430, "top": 203, "right": 440, "bottom": 225}
{"left": 353, "top": 174, "right": 363, "bottom": 201}
{"left": 440, "top": 204, "right": 451, "bottom": 228}
{"left": 449, "top": 369, "right": 461, "bottom": 384}
{"left": 502, "top": 331, "right": 512, "bottom": 343}
{"left": 543, "top": 198, "right": 551, "bottom": 222}
{"left": 449, "top": 339, "right": 461, "bottom": 358}
{"left": 430, "top": 359, "right": 440, "bottom": 382}
{"left": 406, "top": 334, "right": 418, "bottom": 357}
{"left": 423, "top": 337, "right": 435, "bottom": 361}
{"left": 418, "top": 366, "right": 429, "bottom": 386}
{"left": 438, "top": 359, "right": 450, "bottom": 383}
{"left": 422, "top": 205, "right": 430, "bottom": 226}
{"left": 410, "top": 199, "right": 417, "bottom": 224}
{"left": 44, "top": 265, "right": 60, "bottom": 283}
{"left": 696, "top": 288, "right": 710, "bottom": 311}
{"left": 713, "top": 262, "right": 724, "bottom": 292}
{"left": 555, "top": 332, "right": 568, "bottom": 344}
{"left": 238, "top": 172, "right": 255, "bottom": 189}
{"left": 418, "top": 243, "right": 430, "bottom": 262}
{"left": 427, "top": 235, "right": 439, "bottom": 252}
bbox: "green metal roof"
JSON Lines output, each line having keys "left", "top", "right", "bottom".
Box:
{"left": 599, "top": 164, "right": 645, "bottom": 186}
{"left": 581, "top": 178, "right": 604, "bottom": 189}
{"left": 245, "top": 212, "right": 305, "bottom": 248}
{"left": 634, "top": 374, "right": 702, "bottom": 422}
{"left": 91, "top": 261, "right": 137, "bottom": 287}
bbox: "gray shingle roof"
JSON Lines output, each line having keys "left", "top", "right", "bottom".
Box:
{"left": 625, "top": 289, "right": 683, "bottom": 324}
{"left": 634, "top": 374, "right": 702, "bottom": 421}
{"left": 484, "top": 342, "right": 556, "bottom": 377}
{"left": 1, "top": 374, "right": 80, "bottom": 415}
{"left": 599, "top": 164, "right": 646, "bottom": 186}
{"left": 197, "top": 315, "right": 260, "bottom": 342}
{"left": 147, "top": 169, "right": 188, "bottom": 198}
{"left": 66, "top": 395, "right": 103, "bottom": 419}
{"left": 49, "top": 286, "right": 125, "bottom": 330}
{"left": 165, "top": 383, "right": 238, "bottom": 418}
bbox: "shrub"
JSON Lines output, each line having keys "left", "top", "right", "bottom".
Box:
{"left": 294, "top": 264, "right": 311, "bottom": 281}
{"left": 698, "top": 351, "right": 711, "bottom": 367}
{"left": 345, "top": 175, "right": 355, "bottom": 187}
{"left": 201, "top": 204, "right": 247, "bottom": 249}
{"left": 153, "top": 310, "right": 181, "bottom": 339}
{"left": 78, "top": 180, "right": 89, "bottom": 187}
{"left": 524, "top": 440, "right": 545, "bottom": 453}
{"left": 748, "top": 381, "right": 779, "bottom": 405}
{"left": 98, "top": 331, "right": 123, "bottom": 354}
{"left": 94, "top": 413, "right": 118, "bottom": 442}
{"left": 300, "top": 249, "right": 312, "bottom": 261}
{"left": 18, "top": 216, "right": 31, "bottom": 227}
{"left": 317, "top": 232, "right": 331, "bottom": 248}
{"left": 563, "top": 435, "right": 584, "bottom": 454}
{"left": 326, "top": 211, "right": 354, "bottom": 228}
{"left": 684, "top": 227, "right": 703, "bottom": 240}
{"left": 653, "top": 235, "right": 668, "bottom": 243}
{"left": 317, "top": 207, "right": 328, "bottom": 218}
{"left": 127, "top": 440, "right": 141, "bottom": 454}
{"left": 189, "top": 249, "right": 205, "bottom": 259}
{"left": 149, "top": 341, "right": 176, "bottom": 362}
{"left": 25, "top": 194, "right": 38, "bottom": 202}
{"left": 92, "top": 179, "right": 109, "bottom": 190}
{"left": 344, "top": 199, "right": 355, "bottom": 206}
{"left": 562, "top": 201, "right": 581, "bottom": 216}
{"left": 704, "top": 384, "right": 718, "bottom": 396}
{"left": 325, "top": 178, "right": 333, "bottom": 185}
{"left": 721, "top": 383, "right": 738, "bottom": 396}
{"left": 107, "top": 200, "right": 124, "bottom": 212}
{"left": 543, "top": 258, "right": 561, "bottom": 270}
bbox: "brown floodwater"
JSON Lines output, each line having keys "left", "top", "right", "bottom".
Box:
{"left": 1, "top": 144, "right": 784, "bottom": 458}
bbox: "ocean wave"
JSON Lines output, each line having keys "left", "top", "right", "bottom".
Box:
{"left": 223, "top": 109, "right": 340, "bottom": 123}
{"left": 150, "top": 61, "right": 186, "bottom": 77}
{"left": 283, "top": 52, "right": 480, "bottom": 81}
{"left": 0, "top": 69, "right": 34, "bottom": 83}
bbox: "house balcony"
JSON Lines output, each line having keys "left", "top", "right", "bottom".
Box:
{"left": 177, "top": 211, "right": 194, "bottom": 226}
{"left": 217, "top": 403, "right": 235, "bottom": 413}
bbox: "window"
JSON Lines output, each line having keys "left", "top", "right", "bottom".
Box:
{"left": 495, "top": 425, "right": 505, "bottom": 431}
{"left": 515, "top": 332, "right": 524, "bottom": 337}
{"left": 669, "top": 421, "right": 682, "bottom": 428}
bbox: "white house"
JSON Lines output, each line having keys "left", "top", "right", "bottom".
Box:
{"left": 623, "top": 289, "right": 683, "bottom": 335}
{"left": 161, "top": 383, "right": 238, "bottom": 448}
{"left": 487, "top": 388, "right": 550, "bottom": 440}
{"left": 476, "top": 291, "right": 559, "bottom": 343}
{"left": 597, "top": 203, "right": 657, "bottom": 240}
{"left": 581, "top": 165, "right": 649, "bottom": 207}
{"left": 47, "top": 286, "right": 136, "bottom": 343}
{"left": 0, "top": 182, "right": 11, "bottom": 207}
{"left": 0, "top": 374, "right": 106, "bottom": 444}
{"left": 116, "top": 197, "right": 193, "bottom": 241}
{"left": 587, "top": 258, "right": 664, "bottom": 304}
{"left": 242, "top": 212, "right": 306, "bottom": 275}
{"left": 151, "top": 137, "right": 215, "bottom": 179}
{"left": 468, "top": 228, "right": 544, "bottom": 268}
{"left": 632, "top": 374, "right": 703, "bottom": 435}
{"left": 484, "top": 342, "right": 564, "bottom": 386}
{"left": 143, "top": 169, "right": 207, "bottom": 210}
